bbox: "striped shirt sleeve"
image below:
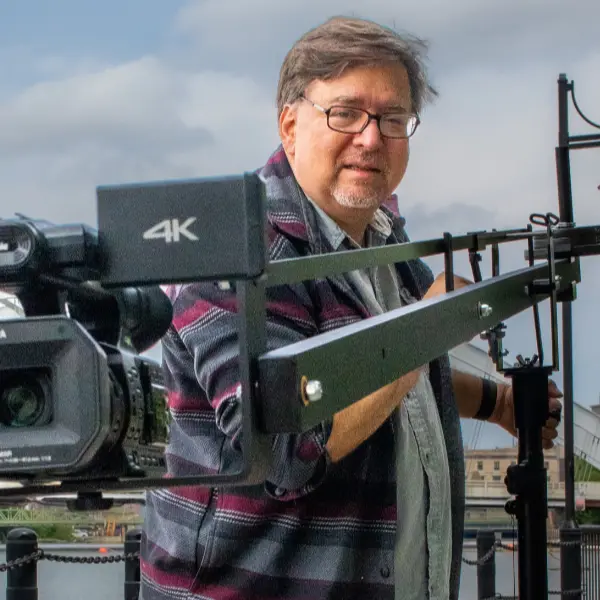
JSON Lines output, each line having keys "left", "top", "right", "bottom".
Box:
{"left": 169, "top": 271, "right": 333, "bottom": 501}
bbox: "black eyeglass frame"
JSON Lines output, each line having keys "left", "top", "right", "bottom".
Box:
{"left": 300, "top": 95, "right": 421, "bottom": 139}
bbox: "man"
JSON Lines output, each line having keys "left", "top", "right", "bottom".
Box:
{"left": 140, "top": 16, "right": 562, "bottom": 600}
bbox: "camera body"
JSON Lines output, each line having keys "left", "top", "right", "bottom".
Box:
{"left": 0, "top": 315, "right": 168, "bottom": 481}
{"left": 0, "top": 212, "right": 172, "bottom": 489}
{"left": 0, "top": 172, "right": 266, "bottom": 497}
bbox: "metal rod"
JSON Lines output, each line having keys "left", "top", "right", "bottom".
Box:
{"left": 569, "top": 133, "right": 600, "bottom": 143}
{"left": 266, "top": 228, "right": 533, "bottom": 287}
{"left": 237, "top": 277, "right": 273, "bottom": 484}
{"left": 557, "top": 73, "right": 574, "bottom": 226}
{"left": 444, "top": 232, "right": 455, "bottom": 292}
{"left": 557, "top": 72, "right": 578, "bottom": 526}
{"left": 568, "top": 140, "right": 600, "bottom": 150}
{"left": 562, "top": 301, "right": 576, "bottom": 524}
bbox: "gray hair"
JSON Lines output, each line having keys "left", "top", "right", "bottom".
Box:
{"left": 277, "top": 16, "right": 438, "bottom": 117}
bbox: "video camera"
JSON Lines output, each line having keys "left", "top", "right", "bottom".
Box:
{"left": 0, "top": 215, "right": 173, "bottom": 488}
{"left": 0, "top": 173, "right": 268, "bottom": 501}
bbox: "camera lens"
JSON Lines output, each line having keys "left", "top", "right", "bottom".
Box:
{"left": 0, "top": 372, "right": 51, "bottom": 428}
{"left": 0, "top": 224, "right": 34, "bottom": 270}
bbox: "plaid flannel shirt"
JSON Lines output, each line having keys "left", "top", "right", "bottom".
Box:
{"left": 139, "top": 146, "right": 465, "bottom": 600}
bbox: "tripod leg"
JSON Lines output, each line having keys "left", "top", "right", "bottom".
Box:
{"left": 505, "top": 366, "right": 551, "bottom": 600}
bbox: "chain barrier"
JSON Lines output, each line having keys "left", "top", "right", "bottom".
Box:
{"left": 0, "top": 535, "right": 586, "bottom": 599}
{"left": 462, "top": 537, "right": 584, "bottom": 566}
{"left": 479, "top": 592, "right": 585, "bottom": 599}
{"left": 0, "top": 547, "right": 140, "bottom": 572}
{"left": 463, "top": 538, "right": 585, "bottom": 598}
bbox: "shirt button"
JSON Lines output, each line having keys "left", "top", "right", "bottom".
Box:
{"left": 380, "top": 566, "right": 390, "bottom": 578}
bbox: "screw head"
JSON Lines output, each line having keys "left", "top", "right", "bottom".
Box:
{"left": 305, "top": 380, "right": 323, "bottom": 402}
{"left": 478, "top": 302, "right": 493, "bottom": 318}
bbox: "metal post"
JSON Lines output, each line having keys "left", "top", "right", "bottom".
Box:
{"left": 556, "top": 72, "right": 577, "bottom": 527}
{"left": 504, "top": 366, "right": 551, "bottom": 600}
{"left": 124, "top": 526, "right": 142, "bottom": 600}
{"left": 6, "top": 527, "right": 38, "bottom": 600}
{"left": 476, "top": 530, "right": 496, "bottom": 600}
{"left": 560, "top": 526, "right": 583, "bottom": 600}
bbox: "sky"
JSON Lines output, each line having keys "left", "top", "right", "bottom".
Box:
{"left": 1, "top": 0, "right": 599, "bottom": 451}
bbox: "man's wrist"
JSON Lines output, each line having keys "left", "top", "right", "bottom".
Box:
{"left": 473, "top": 378, "right": 498, "bottom": 421}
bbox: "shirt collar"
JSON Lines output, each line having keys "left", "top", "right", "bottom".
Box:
{"left": 305, "top": 196, "right": 394, "bottom": 250}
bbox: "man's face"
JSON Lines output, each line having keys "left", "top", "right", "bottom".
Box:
{"left": 279, "top": 63, "right": 413, "bottom": 215}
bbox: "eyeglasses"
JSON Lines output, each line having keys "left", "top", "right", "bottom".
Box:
{"left": 301, "top": 96, "right": 420, "bottom": 139}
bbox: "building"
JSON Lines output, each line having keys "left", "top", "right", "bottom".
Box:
{"left": 464, "top": 445, "right": 564, "bottom": 485}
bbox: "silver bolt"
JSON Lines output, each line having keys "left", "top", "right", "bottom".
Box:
{"left": 478, "top": 303, "right": 493, "bottom": 318}
{"left": 305, "top": 380, "right": 323, "bottom": 402}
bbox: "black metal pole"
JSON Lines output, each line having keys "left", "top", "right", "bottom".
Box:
{"left": 556, "top": 73, "right": 574, "bottom": 226}
{"left": 555, "top": 72, "right": 582, "bottom": 597}
{"left": 561, "top": 301, "right": 577, "bottom": 526}
{"left": 6, "top": 527, "right": 38, "bottom": 600}
{"left": 476, "top": 530, "right": 496, "bottom": 600}
{"left": 124, "top": 527, "right": 142, "bottom": 600}
{"left": 559, "top": 526, "right": 582, "bottom": 599}
{"left": 505, "top": 366, "right": 550, "bottom": 600}
{"left": 556, "top": 72, "right": 577, "bottom": 526}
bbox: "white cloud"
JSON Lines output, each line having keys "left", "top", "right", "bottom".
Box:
{"left": 400, "top": 55, "right": 600, "bottom": 228}
{"left": 173, "top": 0, "right": 600, "bottom": 72}
{"left": 0, "top": 54, "right": 279, "bottom": 224}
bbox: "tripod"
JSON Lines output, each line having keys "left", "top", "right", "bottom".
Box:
{"left": 470, "top": 206, "right": 563, "bottom": 600}
{"left": 503, "top": 361, "right": 554, "bottom": 600}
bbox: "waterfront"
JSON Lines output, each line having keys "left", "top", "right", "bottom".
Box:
{"left": 0, "top": 546, "right": 563, "bottom": 599}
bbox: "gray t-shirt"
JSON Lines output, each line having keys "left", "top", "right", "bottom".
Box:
{"left": 307, "top": 198, "right": 452, "bottom": 600}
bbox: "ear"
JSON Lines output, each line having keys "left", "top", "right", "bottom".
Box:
{"left": 278, "top": 104, "right": 297, "bottom": 159}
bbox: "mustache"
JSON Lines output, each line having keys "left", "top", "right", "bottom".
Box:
{"left": 338, "top": 155, "right": 389, "bottom": 173}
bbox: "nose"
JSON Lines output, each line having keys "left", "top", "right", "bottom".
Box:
{"left": 354, "top": 117, "right": 384, "bottom": 149}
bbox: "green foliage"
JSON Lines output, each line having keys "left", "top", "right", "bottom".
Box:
{"left": 30, "top": 523, "right": 75, "bottom": 542}
{"left": 576, "top": 507, "right": 600, "bottom": 525}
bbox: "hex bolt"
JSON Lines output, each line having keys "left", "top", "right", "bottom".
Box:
{"left": 305, "top": 380, "right": 323, "bottom": 402}
{"left": 478, "top": 302, "right": 493, "bottom": 318}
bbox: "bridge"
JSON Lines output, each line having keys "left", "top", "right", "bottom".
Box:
{"left": 0, "top": 505, "right": 142, "bottom": 527}
{"left": 466, "top": 481, "right": 600, "bottom": 508}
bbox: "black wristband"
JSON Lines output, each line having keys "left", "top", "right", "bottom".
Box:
{"left": 474, "top": 378, "right": 497, "bottom": 420}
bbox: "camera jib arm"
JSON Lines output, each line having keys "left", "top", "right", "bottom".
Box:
{"left": 96, "top": 73, "right": 599, "bottom": 600}
{"left": 0, "top": 73, "right": 598, "bottom": 600}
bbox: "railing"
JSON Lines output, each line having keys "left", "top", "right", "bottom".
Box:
{"left": 463, "top": 526, "right": 600, "bottom": 600}
{"left": 581, "top": 527, "right": 600, "bottom": 600}
{"left": 466, "top": 480, "right": 600, "bottom": 500}
{"left": 3, "top": 524, "right": 599, "bottom": 599}
{"left": 2, "top": 526, "right": 142, "bottom": 600}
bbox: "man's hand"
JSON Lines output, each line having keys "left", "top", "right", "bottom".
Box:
{"left": 490, "top": 380, "right": 563, "bottom": 449}
{"left": 423, "top": 272, "right": 473, "bottom": 300}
